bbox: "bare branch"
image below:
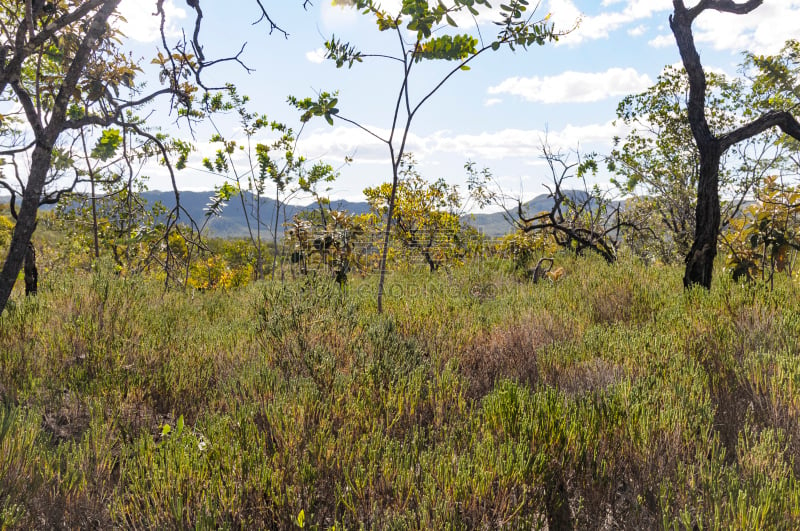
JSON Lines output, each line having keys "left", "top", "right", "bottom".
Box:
{"left": 0, "top": 140, "right": 36, "bottom": 156}
{"left": 720, "top": 110, "right": 800, "bottom": 151}
{"left": 688, "top": 0, "right": 763, "bottom": 20}
{"left": 331, "top": 113, "right": 389, "bottom": 144}
{"left": 0, "top": 180, "right": 18, "bottom": 219}
{"left": 253, "top": 0, "right": 291, "bottom": 37}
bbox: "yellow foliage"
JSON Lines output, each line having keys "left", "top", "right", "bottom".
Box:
{"left": 0, "top": 215, "right": 13, "bottom": 249}
{"left": 187, "top": 255, "right": 238, "bottom": 290}
{"left": 495, "top": 230, "right": 556, "bottom": 266}
{"left": 363, "top": 161, "right": 471, "bottom": 270}
{"left": 724, "top": 175, "right": 800, "bottom": 283}
{"left": 167, "top": 232, "right": 189, "bottom": 260}
{"left": 546, "top": 267, "right": 565, "bottom": 282}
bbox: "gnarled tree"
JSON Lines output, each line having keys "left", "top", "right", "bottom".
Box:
{"left": 611, "top": 64, "right": 786, "bottom": 263}
{"left": 0, "top": 0, "right": 310, "bottom": 314}
{"left": 670, "top": 0, "right": 800, "bottom": 288}
{"left": 515, "top": 144, "right": 638, "bottom": 264}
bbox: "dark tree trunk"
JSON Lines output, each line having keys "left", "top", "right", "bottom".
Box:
{"left": 423, "top": 250, "right": 438, "bottom": 272}
{"left": 0, "top": 144, "right": 48, "bottom": 311}
{"left": 683, "top": 150, "right": 721, "bottom": 288}
{"left": 24, "top": 241, "right": 37, "bottom": 296}
{"left": 668, "top": 0, "right": 795, "bottom": 290}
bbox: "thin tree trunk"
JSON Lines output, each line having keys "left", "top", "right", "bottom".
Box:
{"left": 24, "top": 241, "right": 37, "bottom": 296}
{"left": 271, "top": 189, "right": 280, "bottom": 281}
{"left": 376, "top": 163, "right": 399, "bottom": 314}
{"left": 423, "top": 250, "right": 438, "bottom": 273}
{"left": 256, "top": 193, "right": 263, "bottom": 280}
{"left": 91, "top": 169, "right": 100, "bottom": 259}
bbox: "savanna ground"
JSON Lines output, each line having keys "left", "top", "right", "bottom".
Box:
{"left": 2, "top": 249, "right": 800, "bottom": 529}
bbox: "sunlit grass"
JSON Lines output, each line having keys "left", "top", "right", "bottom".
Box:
{"left": 1, "top": 253, "right": 799, "bottom": 529}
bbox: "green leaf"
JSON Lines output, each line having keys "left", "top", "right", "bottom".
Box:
{"left": 67, "top": 104, "right": 85, "bottom": 120}
{"left": 91, "top": 129, "right": 122, "bottom": 161}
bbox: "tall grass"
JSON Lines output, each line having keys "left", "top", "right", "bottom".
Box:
{"left": 1, "top": 254, "right": 799, "bottom": 529}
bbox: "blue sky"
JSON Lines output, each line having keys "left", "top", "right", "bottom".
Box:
{"left": 116, "top": 0, "right": 800, "bottom": 205}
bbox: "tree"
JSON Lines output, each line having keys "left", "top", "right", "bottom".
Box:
{"left": 202, "top": 88, "right": 311, "bottom": 281}
{"left": 201, "top": 87, "right": 344, "bottom": 282}
{"left": 611, "top": 64, "right": 786, "bottom": 262}
{"left": 293, "top": 0, "right": 565, "bottom": 312}
{"left": 514, "top": 144, "right": 638, "bottom": 264}
{"left": 0, "top": 0, "right": 310, "bottom": 315}
{"left": 285, "top": 208, "right": 373, "bottom": 284}
{"left": 0, "top": 123, "right": 82, "bottom": 294}
{"left": 363, "top": 154, "right": 466, "bottom": 272}
{"left": 54, "top": 162, "right": 170, "bottom": 276}
{"left": 669, "top": 0, "right": 800, "bottom": 289}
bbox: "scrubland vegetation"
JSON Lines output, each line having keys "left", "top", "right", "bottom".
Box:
{"left": 3, "top": 1, "right": 800, "bottom": 529}
{"left": 2, "top": 244, "right": 800, "bottom": 529}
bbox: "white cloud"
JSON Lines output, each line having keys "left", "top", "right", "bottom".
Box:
{"left": 161, "top": 120, "right": 632, "bottom": 201}
{"left": 322, "top": 0, "right": 406, "bottom": 30}
{"left": 648, "top": 33, "right": 673, "bottom": 48}
{"left": 693, "top": 2, "right": 800, "bottom": 55}
{"left": 563, "top": 0, "right": 800, "bottom": 54}
{"left": 484, "top": 98, "right": 502, "bottom": 107}
{"left": 297, "top": 120, "right": 628, "bottom": 165}
{"left": 306, "top": 47, "right": 327, "bottom": 64}
{"left": 645, "top": 3, "right": 800, "bottom": 53}
{"left": 627, "top": 24, "right": 646, "bottom": 37}
{"left": 326, "top": 0, "right": 800, "bottom": 55}
{"left": 321, "top": 2, "right": 359, "bottom": 29}
{"left": 117, "top": 0, "right": 186, "bottom": 43}
{"left": 549, "top": 0, "right": 671, "bottom": 46}
{"left": 324, "top": 0, "right": 530, "bottom": 35}
{"left": 298, "top": 126, "right": 390, "bottom": 165}
{"left": 488, "top": 68, "right": 652, "bottom": 104}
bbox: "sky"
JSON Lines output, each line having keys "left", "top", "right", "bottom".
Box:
{"left": 114, "top": 0, "right": 800, "bottom": 207}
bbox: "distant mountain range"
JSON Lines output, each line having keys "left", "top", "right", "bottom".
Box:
{"left": 136, "top": 190, "right": 570, "bottom": 238}
{"left": 2, "top": 189, "right": 594, "bottom": 238}
{"left": 138, "top": 191, "right": 375, "bottom": 238}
